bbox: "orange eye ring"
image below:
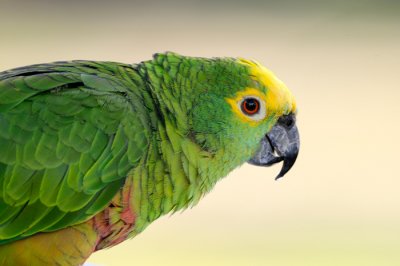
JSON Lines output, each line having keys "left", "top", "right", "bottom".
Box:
{"left": 241, "top": 98, "right": 260, "bottom": 115}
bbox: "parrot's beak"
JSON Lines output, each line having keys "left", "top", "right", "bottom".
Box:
{"left": 248, "top": 114, "right": 300, "bottom": 180}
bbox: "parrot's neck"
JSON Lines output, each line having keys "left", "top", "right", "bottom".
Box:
{"left": 127, "top": 124, "right": 245, "bottom": 236}
{"left": 120, "top": 56, "right": 253, "bottom": 236}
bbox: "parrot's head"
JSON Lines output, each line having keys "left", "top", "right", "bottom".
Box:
{"left": 144, "top": 52, "right": 300, "bottom": 179}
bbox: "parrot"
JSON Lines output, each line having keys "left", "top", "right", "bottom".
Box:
{"left": 0, "top": 52, "right": 299, "bottom": 265}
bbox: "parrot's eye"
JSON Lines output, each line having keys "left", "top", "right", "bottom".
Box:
{"left": 241, "top": 98, "right": 259, "bottom": 115}
{"left": 238, "top": 96, "right": 267, "bottom": 122}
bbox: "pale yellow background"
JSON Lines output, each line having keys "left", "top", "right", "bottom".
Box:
{"left": 1, "top": 1, "right": 400, "bottom": 265}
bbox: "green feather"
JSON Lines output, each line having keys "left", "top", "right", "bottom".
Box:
{"left": 0, "top": 61, "right": 149, "bottom": 242}
{"left": 0, "top": 201, "right": 52, "bottom": 239}
{"left": 39, "top": 165, "right": 68, "bottom": 206}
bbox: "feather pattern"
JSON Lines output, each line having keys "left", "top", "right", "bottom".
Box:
{"left": 0, "top": 61, "right": 149, "bottom": 242}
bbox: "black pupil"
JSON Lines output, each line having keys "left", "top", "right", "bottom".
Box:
{"left": 245, "top": 99, "right": 258, "bottom": 112}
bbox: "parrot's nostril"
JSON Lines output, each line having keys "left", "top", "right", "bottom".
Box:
{"left": 285, "top": 118, "right": 294, "bottom": 128}
{"left": 278, "top": 114, "right": 295, "bottom": 129}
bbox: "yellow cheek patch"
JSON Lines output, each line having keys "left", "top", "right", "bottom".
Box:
{"left": 225, "top": 88, "right": 267, "bottom": 126}
{"left": 238, "top": 58, "right": 297, "bottom": 116}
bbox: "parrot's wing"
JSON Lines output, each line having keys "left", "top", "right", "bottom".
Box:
{"left": 0, "top": 61, "right": 149, "bottom": 243}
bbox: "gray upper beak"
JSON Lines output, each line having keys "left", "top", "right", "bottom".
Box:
{"left": 248, "top": 114, "right": 300, "bottom": 179}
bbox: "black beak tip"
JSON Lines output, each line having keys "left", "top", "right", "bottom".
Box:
{"left": 274, "top": 154, "right": 298, "bottom": 180}
{"left": 275, "top": 173, "right": 284, "bottom": 181}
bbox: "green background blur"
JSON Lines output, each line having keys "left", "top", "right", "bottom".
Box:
{"left": 1, "top": 0, "right": 400, "bottom": 265}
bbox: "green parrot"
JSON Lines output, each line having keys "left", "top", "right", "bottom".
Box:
{"left": 0, "top": 52, "right": 299, "bottom": 265}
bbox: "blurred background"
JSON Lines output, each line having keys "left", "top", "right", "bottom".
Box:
{"left": 1, "top": 0, "right": 400, "bottom": 265}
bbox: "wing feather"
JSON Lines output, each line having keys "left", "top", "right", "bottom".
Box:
{"left": 0, "top": 61, "right": 148, "bottom": 243}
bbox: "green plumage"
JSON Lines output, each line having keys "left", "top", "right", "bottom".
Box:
{"left": 0, "top": 52, "right": 297, "bottom": 264}
{"left": 0, "top": 61, "right": 149, "bottom": 243}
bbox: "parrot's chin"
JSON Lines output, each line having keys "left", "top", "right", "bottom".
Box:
{"left": 248, "top": 114, "right": 300, "bottom": 180}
